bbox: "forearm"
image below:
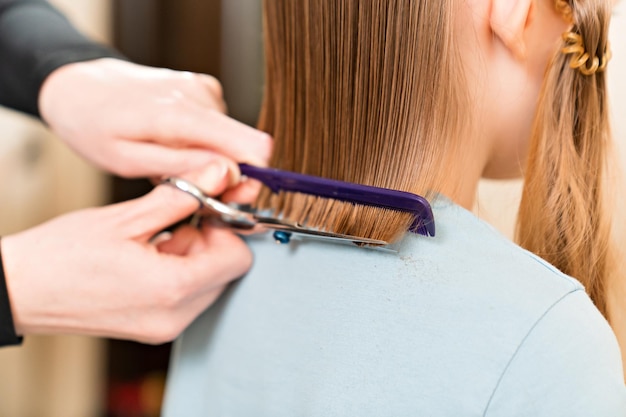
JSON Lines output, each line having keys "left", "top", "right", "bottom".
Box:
{"left": 0, "top": 0, "right": 122, "bottom": 117}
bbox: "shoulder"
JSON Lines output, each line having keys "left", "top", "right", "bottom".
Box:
{"left": 415, "top": 201, "right": 625, "bottom": 414}
{"left": 483, "top": 289, "right": 626, "bottom": 417}
{"left": 427, "top": 198, "right": 583, "bottom": 299}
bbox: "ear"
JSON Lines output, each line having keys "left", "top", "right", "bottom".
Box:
{"left": 490, "top": 0, "right": 535, "bottom": 60}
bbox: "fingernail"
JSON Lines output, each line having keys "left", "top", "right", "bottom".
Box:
{"left": 150, "top": 231, "right": 173, "bottom": 245}
{"left": 226, "top": 160, "right": 241, "bottom": 186}
{"left": 197, "top": 161, "right": 229, "bottom": 191}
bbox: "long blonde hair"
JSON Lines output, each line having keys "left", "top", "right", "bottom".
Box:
{"left": 256, "top": 0, "right": 617, "bottom": 315}
{"left": 256, "top": 0, "right": 467, "bottom": 243}
{"left": 517, "top": 0, "right": 615, "bottom": 315}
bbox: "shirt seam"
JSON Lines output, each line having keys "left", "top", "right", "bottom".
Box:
{"left": 481, "top": 288, "right": 584, "bottom": 417}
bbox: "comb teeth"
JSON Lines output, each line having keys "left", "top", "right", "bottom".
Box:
{"left": 240, "top": 164, "right": 435, "bottom": 237}
{"left": 410, "top": 218, "right": 436, "bottom": 237}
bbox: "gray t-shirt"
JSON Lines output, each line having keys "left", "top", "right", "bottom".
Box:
{"left": 163, "top": 198, "right": 626, "bottom": 416}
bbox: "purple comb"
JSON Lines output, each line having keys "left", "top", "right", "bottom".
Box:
{"left": 239, "top": 164, "right": 435, "bottom": 237}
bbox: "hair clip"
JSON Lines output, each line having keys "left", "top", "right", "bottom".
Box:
{"left": 561, "top": 32, "right": 611, "bottom": 76}
{"left": 555, "top": 1, "right": 612, "bottom": 76}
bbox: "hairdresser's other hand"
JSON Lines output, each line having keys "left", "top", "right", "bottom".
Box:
{"left": 39, "top": 58, "right": 272, "bottom": 178}
{"left": 1, "top": 160, "right": 252, "bottom": 344}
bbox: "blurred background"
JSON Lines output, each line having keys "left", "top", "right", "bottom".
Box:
{"left": 0, "top": 1, "right": 623, "bottom": 416}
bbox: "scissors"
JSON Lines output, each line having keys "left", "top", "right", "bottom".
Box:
{"left": 163, "top": 177, "right": 388, "bottom": 246}
{"left": 163, "top": 164, "right": 435, "bottom": 247}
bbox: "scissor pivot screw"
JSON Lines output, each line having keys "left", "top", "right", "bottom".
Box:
{"left": 273, "top": 231, "right": 292, "bottom": 244}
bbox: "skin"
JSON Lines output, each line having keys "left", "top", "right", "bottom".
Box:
{"left": 2, "top": 173, "right": 251, "bottom": 344}
{"left": 457, "top": 0, "right": 626, "bottom": 376}
{"left": 442, "top": 0, "right": 568, "bottom": 209}
{"left": 3, "top": 1, "right": 617, "bottom": 355}
{"left": 2, "top": 58, "right": 271, "bottom": 344}
{"left": 39, "top": 58, "right": 272, "bottom": 178}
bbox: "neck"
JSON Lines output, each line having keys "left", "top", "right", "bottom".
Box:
{"left": 437, "top": 148, "right": 487, "bottom": 210}
{"left": 439, "top": 175, "right": 480, "bottom": 210}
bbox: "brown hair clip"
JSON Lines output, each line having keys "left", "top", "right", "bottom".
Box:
{"left": 561, "top": 32, "right": 612, "bottom": 76}
{"left": 555, "top": 0, "right": 611, "bottom": 76}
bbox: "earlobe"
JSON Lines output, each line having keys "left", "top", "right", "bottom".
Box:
{"left": 490, "top": 0, "right": 535, "bottom": 60}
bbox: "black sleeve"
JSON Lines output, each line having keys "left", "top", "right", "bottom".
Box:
{"left": 0, "top": 239, "right": 22, "bottom": 347}
{"left": 0, "top": 0, "right": 124, "bottom": 117}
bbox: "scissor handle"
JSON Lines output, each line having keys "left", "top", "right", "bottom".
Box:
{"left": 163, "top": 178, "right": 257, "bottom": 229}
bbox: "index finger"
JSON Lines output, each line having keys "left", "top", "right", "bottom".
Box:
{"left": 154, "top": 106, "right": 273, "bottom": 167}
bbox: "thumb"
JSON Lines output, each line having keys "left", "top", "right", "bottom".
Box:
{"left": 118, "top": 159, "right": 232, "bottom": 240}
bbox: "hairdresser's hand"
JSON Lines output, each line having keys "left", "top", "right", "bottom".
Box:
{"left": 39, "top": 58, "right": 272, "bottom": 179}
{"left": 1, "top": 160, "right": 252, "bottom": 344}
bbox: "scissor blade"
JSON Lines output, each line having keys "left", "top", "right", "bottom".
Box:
{"left": 254, "top": 216, "right": 389, "bottom": 246}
